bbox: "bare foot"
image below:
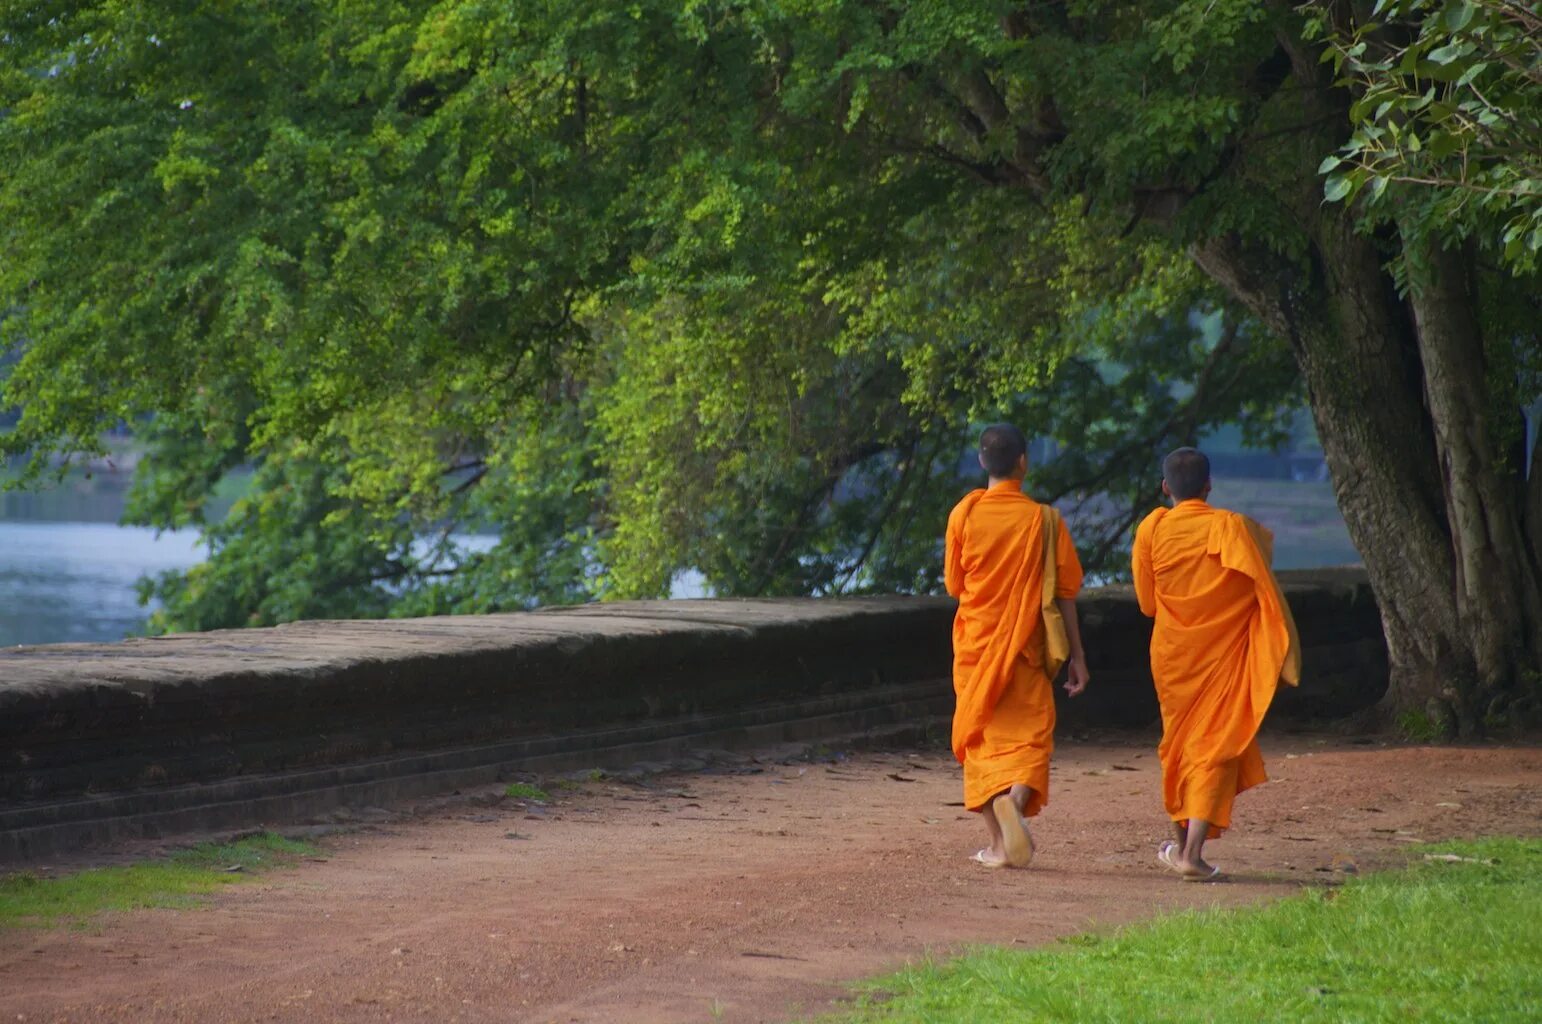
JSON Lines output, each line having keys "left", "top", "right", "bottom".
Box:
{"left": 990, "top": 793, "right": 1034, "bottom": 868}
{"left": 1176, "top": 857, "right": 1222, "bottom": 881}
{"left": 971, "top": 848, "right": 1009, "bottom": 869}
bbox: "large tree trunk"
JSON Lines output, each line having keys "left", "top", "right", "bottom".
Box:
{"left": 1187, "top": 32, "right": 1542, "bottom": 735}
{"left": 1193, "top": 228, "right": 1470, "bottom": 733}
{"left": 928, "top": 4, "right": 1542, "bottom": 734}
{"left": 1399, "top": 232, "right": 1542, "bottom": 727}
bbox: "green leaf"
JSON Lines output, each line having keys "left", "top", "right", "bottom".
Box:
{"left": 1323, "top": 175, "right": 1355, "bottom": 203}
{"left": 1318, "top": 155, "right": 1344, "bottom": 174}
{"left": 1456, "top": 61, "right": 1489, "bottom": 87}
{"left": 1444, "top": 1, "right": 1476, "bottom": 32}
{"left": 1428, "top": 43, "right": 1463, "bottom": 65}
{"left": 1427, "top": 101, "right": 1459, "bottom": 124}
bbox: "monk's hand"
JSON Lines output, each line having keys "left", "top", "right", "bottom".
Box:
{"left": 1064, "top": 657, "right": 1090, "bottom": 697}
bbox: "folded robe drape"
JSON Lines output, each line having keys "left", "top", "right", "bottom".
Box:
{"left": 1132, "top": 499, "right": 1300, "bottom": 834}
{"left": 946, "top": 480, "right": 1083, "bottom": 814}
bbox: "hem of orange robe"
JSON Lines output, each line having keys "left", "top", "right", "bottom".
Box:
{"left": 1164, "top": 785, "right": 1236, "bottom": 827}
{"left": 967, "top": 783, "right": 1047, "bottom": 817}
{"left": 1171, "top": 812, "right": 1233, "bottom": 839}
{"left": 1168, "top": 783, "right": 1235, "bottom": 824}
{"left": 1165, "top": 766, "right": 1264, "bottom": 839}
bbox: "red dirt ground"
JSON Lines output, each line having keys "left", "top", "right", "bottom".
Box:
{"left": 1, "top": 734, "right": 1538, "bottom": 1024}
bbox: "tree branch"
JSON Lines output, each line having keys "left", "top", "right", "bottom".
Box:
{"left": 836, "top": 434, "right": 920, "bottom": 592}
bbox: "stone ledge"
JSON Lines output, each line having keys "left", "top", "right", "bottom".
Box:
{"left": 0, "top": 571, "right": 1387, "bottom": 861}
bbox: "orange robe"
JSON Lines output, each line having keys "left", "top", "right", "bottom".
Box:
{"left": 945, "top": 480, "right": 1083, "bottom": 814}
{"left": 1132, "top": 499, "right": 1300, "bottom": 834}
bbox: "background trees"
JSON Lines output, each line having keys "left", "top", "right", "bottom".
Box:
{"left": 3, "top": 1, "right": 1536, "bottom": 733}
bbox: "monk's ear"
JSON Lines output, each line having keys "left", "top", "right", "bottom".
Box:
{"left": 1015, "top": 453, "right": 1027, "bottom": 477}
{"left": 1160, "top": 479, "right": 1172, "bottom": 500}
{"left": 978, "top": 452, "right": 988, "bottom": 473}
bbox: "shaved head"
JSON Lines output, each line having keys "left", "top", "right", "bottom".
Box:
{"left": 979, "top": 424, "right": 1028, "bottom": 479}
{"left": 1162, "top": 447, "right": 1211, "bottom": 501}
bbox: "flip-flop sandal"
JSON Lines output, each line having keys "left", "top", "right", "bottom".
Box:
{"left": 971, "top": 849, "right": 1009, "bottom": 869}
{"left": 1157, "top": 840, "right": 1183, "bottom": 873}
{"left": 991, "top": 793, "right": 1034, "bottom": 868}
{"left": 1182, "top": 864, "right": 1225, "bottom": 882}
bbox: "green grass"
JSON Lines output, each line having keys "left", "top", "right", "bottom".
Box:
{"left": 0, "top": 833, "right": 317, "bottom": 928}
{"left": 503, "top": 782, "right": 551, "bottom": 801}
{"left": 823, "top": 838, "right": 1542, "bottom": 1024}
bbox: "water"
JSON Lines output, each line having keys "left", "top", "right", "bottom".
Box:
{"left": 0, "top": 476, "right": 1358, "bottom": 647}
{"left": 0, "top": 521, "right": 204, "bottom": 647}
{"left": 0, "top": 519, "right": 504, "bottom": 647}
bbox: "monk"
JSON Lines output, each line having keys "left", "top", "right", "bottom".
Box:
{"left": 1133, "top": 447, "right": 1300, "bottom": 881}
{"left": 945, "top": 424, "right": 1089, "bottom": 869}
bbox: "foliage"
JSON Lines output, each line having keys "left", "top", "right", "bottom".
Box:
{"left": 823, "top": 837, "right": 1542, "bottom": 1023}
{"left": 0, "top": 1, "right": 1321, "bottom": 629}
{"left": 594, "top": 167, "right": 1301, "bottom": 597}
{"left": 0, "top": 1, "right": 701, "bottom": 622}
{"left": 1311, "top": 0, "right": 1542, "bottom": 273}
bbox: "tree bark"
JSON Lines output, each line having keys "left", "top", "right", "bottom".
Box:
{"left": 1189, "top": 138, "right": 1542, "bottom": 734}
{"left": 1170, "top": 16, "right": 1542, "bottom": 734}
{"left": 1528, "top": 426, "right": 1542, "bottom": 591}
{"left": 1191, "top": 222, "right": 1481, "bottom": 732}
{"left": 934, "top": 6, "right": 1542, "bottom": 733}
{"left": 1400, "top": 232, "right": 1542, "bottom": 727}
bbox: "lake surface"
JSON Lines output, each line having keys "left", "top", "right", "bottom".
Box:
{"left": 0, "top": 477, "right": 1360, "bottom": 648}
{"left": 0, "top": 521, "right": 203, "bottom": 647}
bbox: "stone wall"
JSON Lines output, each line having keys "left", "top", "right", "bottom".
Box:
{"left": 0, "top": 570, "right": 1385, "bottom": 860}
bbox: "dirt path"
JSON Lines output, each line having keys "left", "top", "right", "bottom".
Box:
{"left": 2, "top": 735, "right": 1538, "bottom": 1024}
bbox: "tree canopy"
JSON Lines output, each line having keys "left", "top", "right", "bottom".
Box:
{"left": 1315, "top": 0, "right": 1542, "bottom": 273}
{"left": 2, "top": 1, "right": 1538, "bottom": 733}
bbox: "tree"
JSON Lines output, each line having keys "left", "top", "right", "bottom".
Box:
{"left": 2, "top": 0, "right": 1294, "bottom": 619}
{"left": 1309, "top": 0, "right": 1542, "bottom": 732}
{"left": 1315, "top": 0, "right": 1542, "bottom": 273}
{"left": 4, "top": 1, "right": 1536, "bottom": 733}
{"left": 734, "top": 0, "right": 1541, "bottom": 733}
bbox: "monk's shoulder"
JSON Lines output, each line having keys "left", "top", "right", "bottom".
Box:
{"left": 1213, "top": 507, "right": 1264, "bottom": 535}
{"left": 1234, "top": 511, "right": 1274, "bottom": 546}
{"left": 1134, "top": 507, "right": 1167, "bottom": 537}
{"left": 1194, "top": 502, "right": 1248, "bottom": 523}
{"left": 1034, "top": 498, "right": 1064, "bottom": 527}
{"left": 1207, "top": 508, "right": 1276, "bottom": 555}
{"left": 947, "top": 489, "right": 988, "bottom": 526}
